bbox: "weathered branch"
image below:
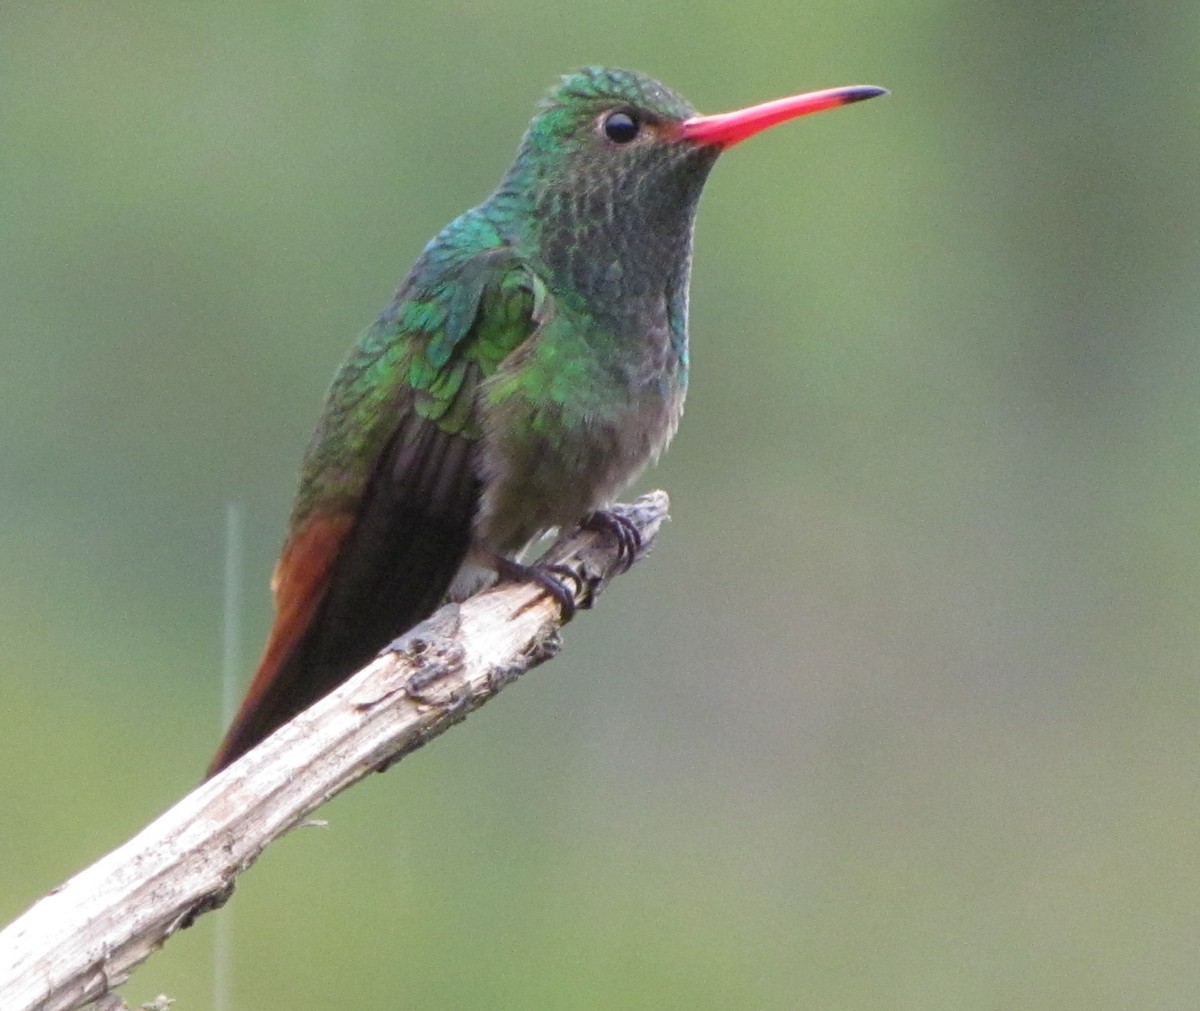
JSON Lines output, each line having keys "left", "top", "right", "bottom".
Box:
{"left": 0, "top": 492, "right": 669, "bottom": 1011}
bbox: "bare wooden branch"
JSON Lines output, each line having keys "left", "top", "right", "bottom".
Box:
{"left": 0, "top": 492, "right": 669, "bottom": 1011}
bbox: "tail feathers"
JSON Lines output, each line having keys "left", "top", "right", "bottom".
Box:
{"left": 206, "top": 514, "right": 353, "bottom": 777}
{"left": 207, "top": 417, "right": 480, "bottom": 779}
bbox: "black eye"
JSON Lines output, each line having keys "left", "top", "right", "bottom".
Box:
{"left": 603, "top": 111, "right": 640, "bottom": 144}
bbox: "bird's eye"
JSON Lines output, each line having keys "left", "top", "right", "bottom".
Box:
{"left": 602, "top": 111, "right": 640, "bottom": 144}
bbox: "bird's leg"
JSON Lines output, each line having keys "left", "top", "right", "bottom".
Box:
{"left": 493, "top": 555, "right": 580, "bottom": 620}
{"left": 581, "top": 509, "right": 642, "bottom": 571}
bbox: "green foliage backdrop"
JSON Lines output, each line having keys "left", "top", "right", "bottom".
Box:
{"left": 3, "top": 2, "right": 1198, "bottom": 1007}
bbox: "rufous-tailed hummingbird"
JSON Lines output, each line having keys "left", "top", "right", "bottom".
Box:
{"left": 208, "top": 68, "right": 886, "bottom": 776}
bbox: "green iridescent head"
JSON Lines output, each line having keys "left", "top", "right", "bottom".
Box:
{"left": 493, "top": 68, "right": 719, "bottom": 314}
{"left": 527, "top": 67, "right": 699, "bottom": 152}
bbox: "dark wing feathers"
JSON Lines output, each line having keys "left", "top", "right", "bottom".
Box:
{"left": 207, "top": 247, "right": 539, "bottom": 776}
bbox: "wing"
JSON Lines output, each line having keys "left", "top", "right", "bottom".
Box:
{"left": 207, "top": 243, "right": 542, "bottom": 776}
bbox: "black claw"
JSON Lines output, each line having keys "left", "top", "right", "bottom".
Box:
{"left": 583, "top": 509, "right": 642, "bottom": 571}
{"left": 544, "top": 563, "right": 585, "bottom": 616}
{"left": 496, "top": 556, "right": 578, "bottom": 620}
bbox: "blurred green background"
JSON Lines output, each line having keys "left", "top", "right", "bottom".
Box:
{"left": 3, "top": 1, "right": 1199, "bottom": 1008}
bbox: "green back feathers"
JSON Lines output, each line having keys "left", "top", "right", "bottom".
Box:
{"left": 292, "top": 223, "right": 538, "bottom": 524}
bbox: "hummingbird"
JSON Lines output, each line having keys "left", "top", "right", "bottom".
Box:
{"left": 208, "top": 67, "right": 886, "bottom": 777}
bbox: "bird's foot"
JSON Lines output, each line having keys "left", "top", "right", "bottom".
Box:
{"left": 495, "top": 556, "right": 580, "bottom": 620}
{"left": 491, "top": 509, "right": 640, "bottom": 619}
{"left": 582, "top": 508, "right": 642, "bottom": 571}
